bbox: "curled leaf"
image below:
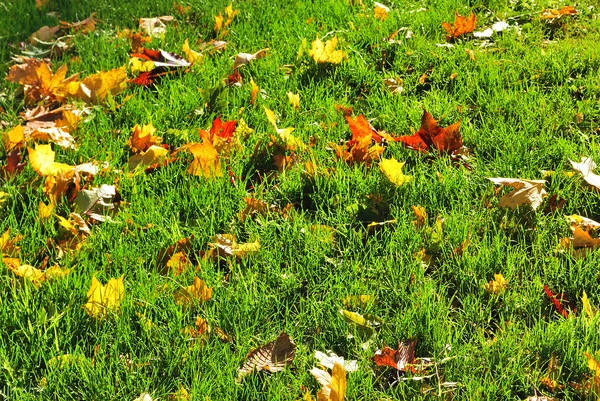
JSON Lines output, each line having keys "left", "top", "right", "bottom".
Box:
{"left": 237, "top": 332, "right": 296, "bottom": 380}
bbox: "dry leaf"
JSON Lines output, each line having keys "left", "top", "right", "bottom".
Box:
{"left": 442, "top": 11, "right": 477, "bottom": 40}
{"left": 237, "top": 332, "right": 296, "bottom": 380}
{"left": 374, "top": 2, "right": 389, "bottom": 21}
{"left": 396, "top": 110, "right": 462, "bottom": 154}
{"left": 173, "top": 276, "right": 212, "bottom": 306}
{"left": 561, "top": 225, "right": 600, "bottom": 249}
{"left": 139, "top": 16, "right": 174, "bottom": 37}
{"left": 488, "top": 178, "right": 547, "bottom": 210}
{"left": 570, "top": 157, "right": 600, "bottom": 190}
{"left": 232, "top": 48, "right": 269, "bottom": 70}
{"left": 157, "top": 237, "right": 194, "bottom": 275}
{"left": 379, "top": 157, "right": 411, "bottom": 186}
{"left": 311, "top": 362, "right": 346, "bottom": 401}
{"left": 176, "top": 142, "right": 222, "bottom": 177}
{"left": 373, "top": 339, "right": 417, "bottom": 372}
{"left": 128, "top": 145, "right": 170, "bottom": 171}
{"left": 204, "top": 234, "right": 260, "bottom": 260}
{"left": 84, "top": 276, "right": 125, "bottom": 319}
{"left": 541, "top": 6, "right": 577, "bottom": 21}
{"left": 566, "top": 215, "right": 600, "bottom": 231}
{"left": 383, "top": 77, "right": 403, "bottom": 94}
{"left": 73, "top": 184, "right": 119, "bottom": 222}
{"left": 309, "top": 36, "right": 347, "bottom": 64}
{"left": 287, "top": 92, "right": 300, "bottom": 110}
{"left": 483, "top": 273, "right": 507, "bottom": 295}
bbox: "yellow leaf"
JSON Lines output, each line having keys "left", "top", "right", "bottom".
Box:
{"left": 128, "top": 145, "right": 169, "bottom": 170}
{"left": 213, "top": 14, "right": 224, "bottom": 32}
{"left": 3, "top": 125, "right": 25, "bottom": 151}
{"left": 250, "top": 78, "right": 259, "bottom": 105}
{"left": 84, "top": 276, "right": 125, "bottom": 319}
{"left": 488, "top": 177, "right": 547, "bottom": 210}
{"left": 39, "top": 201, "right": 53, "bottom": 220}
{"left": 4, "top": 260, "right": 46, "bottom": 287}
{"left": 174, "top": 276, "right": 212, "bottom": 306}
{"left": 379, "top": 157, "right": 411, "bottom": 186}
{"left": 0, "top": 230, "right": 22, "bottom": 256}
{"left": 128, "top": 123, "right": 162, "bottom": 153}
{"left": 583, "top": 291, "right": 597, "bottom": 318}
{"left": 309, "top": 36, "right": 347, "bottom": 64}
{"left": 263, "top": 107, "right": 304, "bottom": 150}
{"left": 374, "top": 3, "right": 389, "bottom": 21}
{"left": 483, "top": 273, "right": 507, "bottom": 295}
{"left": 178, "top": 142, "right": 222, "bottom": 177}
{"left": 287, "top": 92, "right": 300, "bottom": 110}
{"left": 330, "top": 362, "right": 347, "bottom": 401}
{"left": 182, "top": 39, "right": 203, "bottom": 64}
{"left": 68, "top": 66, "right": 128, "bottom": 104}
{"left": 28, "top": 144, "right": 74, "bottom": 176}
{"left": 129, "top": 57, "right": 155, "bottom": 73}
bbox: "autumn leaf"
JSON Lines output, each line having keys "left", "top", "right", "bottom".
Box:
{"left": 488, "top": 178, "right": 547, "bottom": 210}
{"left": 483, "top": 273, "right": 507, "bottom": 295}
{"left": 237, "top": 332, "right": 296, "bottom": 380}
{"left": 68, "top": 66, "right": 127, "bottom": 104}
{"left": 544, "top": 285, "right": 570, "bottom": 319}
{"left": 139, "top": 16, "right": 174, "bottom": 37}
{"left": 314, "top": 350, "right": 358, "bottom": 372}
{"left": 379, "top": 157, "right": 411, "bottom": 186}
{"left": 198, "top": 116, "right": 238, "bottom": 155}
{"left": 373, "top": 339, "right": 417, "bottom": 372}
{"left": 129, "top": 49, "right": 190, "bottom": 86}
{"left": 566, "top": 215, "right": 600, "bottom": 231}
{"left": 264, "top": 107, "right": 304, "bottom": 150}
{"left": 2, "top": 125, "right": 25, "bottom": 151}
{"left": 20, "top": 104, "right": 83, "bottom": 149}
{"left": 582, "top": 291, "right": 598, "bottom": 318}
{"left": 28, "top": 143, "right": 73, "bottom": 177}
{"left": 374, "top": 2, "right": 389, "bottom": 20}
{"left": 239, "top": 197, "right": 293, "bottom": 222}
{"left": 339, "top": 309, "right": 383, "bottom": 337}
{"left": 182, "top": 39, "right": 203, "bottom": 64}
{"left": 396, "top": 110, "right": 462, "bottom": 154}
{"left": 204, "top": 234, "right": 260, "bottom": 261}
{"left": 412, "top": 205, "right": 427, "bottom": 229}
{"left": 157, "top": 237, "right": 194, "bottom": 275}
{"left": 232, "top": 48, "right": 269, "bottom": 70}
{"left": 73, "top": 184, "right": 120, "bottom": 222}
{"left": 287, "top": 92, "right": 300, "bottom": 110}
{"left": 175, "top": 141, "right": 222, "bottom": 177}
{"left": 84, "top": 276, "right": 125, "bottom": 319}
{"left": 250, "top": 78, "right": 260, "bottom": 105}
{"left": 309, "top": 36, "right": 347, "bottom": 64}
{"left": 214, "top": 4, "right": 239, "bottom": 36}
{"left": 560, "top": 224, "right": 600, "bottom": 250}
{"left": 310, "top": 362, "right": 347, "bottom": 401}
{"left": 173, "top": 276, "right": 212, "bottom": 306}
{"left": 541, "top": 6, "right": 577, "bottom": 21}
{"left": 583, "top": 352, "right": 600, "bottom": 400}
{"left": 0, "top": 230, "right": 22, "bottom": 256}
{"left": 442, "top": 11, "right": 477, "bottom": 40}
{"left": 127, "top": 123, "right": 162, "bottom": 153}
{"left": 182, "top": 316, "right": 210, "bottom": 340}
{"left": 7, "top": 58, "right": 78, "bottom": 104}
{"left": 128, "top": 145, "right": 170, "bottom": 171}
{"left": 570, "top": 157, "right": 600, "bottom": 190}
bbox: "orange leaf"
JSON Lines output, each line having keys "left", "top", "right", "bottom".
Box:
{"left": 373, "top": 339, "right": 417, "bottom": 372}
{"left": 442, "top": 11, "right": 477, "bottom": 40}
{"left": 178, "top": 142, "right": 222, "bottom": 177}
{"left": 173, "top": 276, "right": 212, "bottom": 306}
{"left": 128, "top": 123, "right": 162, "bottom": 153}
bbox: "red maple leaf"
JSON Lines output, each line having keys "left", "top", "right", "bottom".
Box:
{"left": 373, "top": 339, "right": 417, "bottom": 372}
{"left": 396, "top": 110, "right": 462, "bottom": 153}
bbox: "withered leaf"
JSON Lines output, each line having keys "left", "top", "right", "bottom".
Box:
{"left": 232, "top": 48, "right": 269, "bottom": 70}
{"left": 396, "top": 110, "right": 462, "bottom": 154}
{"left": 237, "top": 332, "right": 296, "bottom": 380}
{"left": 373, "top": 339, "right": 417, "bottom": 372}
{"left": 173, "top": 276, "right": 212, "bottom": 306}
{"left": 442, "top": 11, "right": 477, "bottom": 40}
{"left": 488, "top": 177, "right": 547, "bottom": 210}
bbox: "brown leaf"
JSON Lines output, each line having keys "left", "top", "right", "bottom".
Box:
{"left": 488, "top": 177, "right": 547, "bottom": 210}
{"left": 232, "top": 48, "right": 269, "bottom": 70}
{"left": 157, "top": 237, "right": 194, "bottom": 275}
{"left": 237, "top": 332, "right": 296, "bottom": 380}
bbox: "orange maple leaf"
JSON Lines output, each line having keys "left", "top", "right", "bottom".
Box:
{"left": 6, "top": 59, "right": 78, "bottom": 104}
{"left": 176, "top": 141, "right": 222, "bottom": 178}
{"left": 127, "top": 123, "right": 162, "bottom": 153}
{"left": 442, "top": 11, "right": 477, "bottom": 40}
{"left": 396, "top": 110, "right": 462, "bottom": 154}
{"left": 373, "top": 339, "right": 418, "bottom": 372}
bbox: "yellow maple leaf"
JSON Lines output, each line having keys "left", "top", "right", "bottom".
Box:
{"left": 67, "top": 66, "right": 127, "bottom": 104}
{"left": 379, "top": 157, "right": 411, "bottom": 186}
{"left": 182, "top": 39, "right": 203, "bottom": 65}
{"left": 311, "top": 362, "right": 347, "bottom": 401}
{"left": 374, "top": 3, "right": 389, "bottom": 21}
{"left": 174, "top": 276, "right": 212, "bottom": 306}
{"left": 177, "top": 142, "right": 222, "bottom": 177}
{"left": 7, "top": 59, "right": 78, "bottom": 104}
{"left": 128, "top": 145, "right": 170, "bottom": 171}
{"left": 28, "top": 144, "right": 74, "bottom": 176}
{"left": 127, "top": 123, "right": 162, "bottom": 153}
{"left": 84, "top": 276, "right": 125, "bottom": 319}
{"left": 287, "top": 92, "right": 300, "bottom": 110}
{"left": 3, "top": 125, "right": 25, "bottom": 151}
{"left": 309, "top": 36, "right": 347, "bottom": 64}
{"left": 483, "top": 273, "right": 507, "bottom": 295}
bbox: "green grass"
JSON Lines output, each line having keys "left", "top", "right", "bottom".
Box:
{"left": 1, "top": 0, "right": 600, "bottom": 399}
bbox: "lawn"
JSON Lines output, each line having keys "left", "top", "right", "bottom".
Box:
{"left": 1, "top": 0, "right": 600, "bottom": 400}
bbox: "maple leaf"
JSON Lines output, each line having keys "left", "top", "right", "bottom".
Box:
{"left": 173, "top": 276, "right": 212, "bottom": 306}
{"left": 232, "top": 48, "right": 269, "bottom": 70}
{"left": 6, "top": 58, "right": 78, "bottom": 104}
{"left": 84, "top": 276, "right": 125, "bottom": 319}
{"left": 128, "top": 123, "right": 162, "bottom": 153}
{"left": 264, "top": 107, "right": 304, "bottom": 150}
{"left": 182, "top": 316, "right": 209, "bottom": 340}
{"left": 20, "top": 104, "right": 83, "bottom": 149}
{"left": 68, "top": 66, "right": 127, "bottom": 104}
{"left": 309, "top": 36, "right": 347, "bottom": 64}
{"left": 287, "top": 92, "right": 300, "bottom": 110}
{"left": 560, "top": 224, "right": 600, "bottom": 250}
{"left": 198, "top": 116, "right": 238, "bottom": 155}
{"left": 374, "top": 2, "right": 390, "bottom": 21}
{"left": 139, "top": 16, "right": 174, "bottom": 37}
{"left": 237, "top": 332, "right": 296, "bottom": 380}
{"left": 540, "top": 353, "right": 564, "bottom": 391}
{"left": 541, "top": 6, "right": 577, "bottom": 21}
{"left": 175, "top": 141, "right": 222, "bottom": 177}
{"left": 128, "top": 145, "right": 170, "bottom": 171}
{"left": 117, "top": 29, "right": 151, "bottom": 53}
{"left": 182, "top": 39, "right": 203, "bottom": 64}
{"left": 310, "top": 362, "right": 347, "bottom": 401}
{"left": 483, "top": 273, "right": 507, "bottom": 295}
{"left": 442, "top": 11, "right": 477, "bottom": 40}
{"left": 544, "top": 285, "right": 571, "bottom": 319}
{"left": 28, "top": 143, "right": 74, "bottom": 176}
{"left": 314, "top": 351, "right": 358, "bottom": 372}
{"left": 373, "top": 339, "right": 417, "bottom": 372}
{"left": 396, "top": 110, "right": 462, "bottom": 153}
{"left": 488, "top": 178, "right": 547, "bottom": 210}
{"left": 379, "top": 157, "right": 411, "bottom": 186}
{"left": 250, "top": 78, "right": 259, "bottom": 105}
{"left": 3, "top": 258, "right": 70, "bottom": 287}
{"left": 239, "top": 197, "right": 293, "bottom": 222}
{"left": 73, "top": 184, "right": 120, "bottom": 222}
{"left": 157, "top": 237, "right": 194, "bottom": 275}
{"left": 214, "top": 4, "right": 239, "bottom": 35}
{"left": 412, "top": 205, "right": 427, "bottom": 229}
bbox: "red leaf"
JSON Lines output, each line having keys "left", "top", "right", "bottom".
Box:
{"left": 210, "top": 117, "right": 237, "bottom": 141}
{"left": 373, "top": 339, "right": 417, "bottom": 372}
{"left": 396, "top": 110, "right": 462, "bottom": 153}
{"left": 544, "top": 285, "right": 569, "bottom": 318}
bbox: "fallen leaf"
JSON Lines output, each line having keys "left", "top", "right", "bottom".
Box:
{"left": 182, "top": 39, "right": 203, "bottom": 65}
{"left": 483, "top": 273, "right": 507, "bottom": 295}
{"left": 214, "top": 4, "right": 239, "bottom": 36}
{"left": 183, "top": 316, "right": 209, "bottom": 340}
{"left": 232, "top": 48, "right": 269, "bottom": 70}
{"left": 287, "top": 92, "right": 300, "bottom": 110}
{"left": 488, "top": 177, "right": 547, "bottom": 210}
{"left": 7, "top": 58, "right": 78, "bottom": 104}
{"left": 412, "top": 205, "right": 427, "bottom": 228}
{"left": 204, "top": 234, "right": 260, "bottom": 260}
{"left": 339, "top": 309, "right": 382, "bottom": 337}
{"left": 3, "top": 259, "right": 46, "bottom": 287}
{"left": 173, "top": 276, "right": 212, "bottom": 306}
{"left": 128, "top": 123, "right": 162, "bottom": 153}
{"left": 540, "top": 353, "right": 563, "bottom": 391}
{"left": 374, "top": 2, "right": 389, "bottom": 21}
{"left": 570, "top": 157, "right": 600, "bottom": 190}
{"left": 1, "top": 230, "right": 23, "bottom": 256}
{"left": 21, "top": 104, "right": 83, "bottom": 149}
{"left": 198, "top": 116, "right": 239, "bottom": 155}
{"left": 442, "top": 11, "right": 477, "bottom": 40}
{"left": 583, "top": 352, "right": 600, "bottom": 400}
{"left": 311, "top": 362, "right": 346, "bottom": 401}
{"left": 309, "top": 36, "right": 347, "bottom": 64}
{"left": 237, "top": 332, "right": 296, "bottom": 380}
{"left": 130, "top": 49, "right": 190, "bottom": 86}
{"left": 139, "top": 16, "right": 174, "bottom": 37}
{"left": 396, "top": 110, "right": 462, "bottom": 154}
{"left": 73, "top": 184, "right": 120, "bottom": 222}
{"left": 373, "top": 339, "right": 417, "bottom": 372}
{"left": 128, "top": 145, "right": 170, "bottom": 171}
{"left": 175, "top": 142, "right": 222, "bottom": 177}
{"left": 157, "top": 238, "right": 194, "bottom": 275}
{"left": 28, "top": 143, "right": 73, "bottom": 176}
{"left": 544, "top": 285, "right": 570, "bottom": 319}
{"left": 541, "top": 6, "right": 577, "bottom": 21}
{"left": 582, "top": 291, "right": 597, "bottom": 318}
{"left": 379, "top": 157, "right": 411, "bottom": 186}
{"left": 383, "top": 77, "right": 403, "bottom": 94}
{"left": 314, "top": 350, "right": 358, "bottom": 372}
{"left": 560, "top": 225, "right": 600, "bottom": 249}
{"left": 84, "top": 276, "right": 125, "bottom": 319}
{"left": 566, "top": 215, "right": 600, "bottom": 231}
{"left": 167, "top": 384, "right": 190, "bottom": 401}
